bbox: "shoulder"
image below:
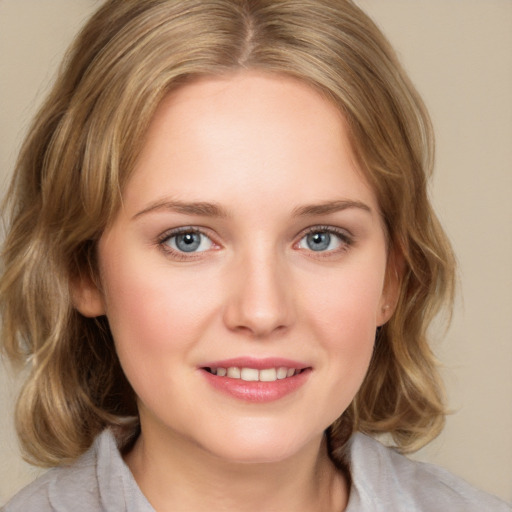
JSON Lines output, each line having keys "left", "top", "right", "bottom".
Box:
{"left": 2, "top": 445, "right": 98, "bottom": 512}
{"left": 345, "top": 433, "right": 511, "bottom": 512}
{"left": 2, "top": 429, "right": 151, "bottom": 512}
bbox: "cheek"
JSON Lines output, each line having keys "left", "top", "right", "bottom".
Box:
{"left": 304, "top": 257, "right": 386, "bottom": 340}
{"left": 99, "top": 254, "right": 218, "bottom": 380}
{"left": 300, "top": 259, "right": 386, "bottom": 412}
{"left": 99, "top": 266, "right": 220, "bottom": 421}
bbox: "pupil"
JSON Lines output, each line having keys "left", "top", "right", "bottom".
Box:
{"left": 176, "top": 232, "right": 201, "bottom": 252}
{"left": 307, "top": 232, "right": 330, "bottom": 251}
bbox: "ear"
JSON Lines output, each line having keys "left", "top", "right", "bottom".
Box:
{"left": 376, "top": 248, "right": 403, "bottom": 327}
{"left": 70, "top": 273, "right": 106, "bottom": 318}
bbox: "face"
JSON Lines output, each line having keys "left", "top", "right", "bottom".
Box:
{"left": 75, "top": 71, "right": 397, "bottom": 464}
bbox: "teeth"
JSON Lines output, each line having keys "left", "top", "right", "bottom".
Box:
{"left": 241, "top": 368, "right": 259, "bottom": 381}
{"left": 227, "top": 367, "right": 241, "bottom": 378}
{"left": 259, "top": 368, "right": 277, "bottom": 382}
{"left": 209, "top": 366, "right": 300, "bottom": 382}
{"left": 277, "top": 367, "right": 288, "bottom": 380}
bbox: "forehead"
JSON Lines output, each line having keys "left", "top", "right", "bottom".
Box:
{"left": 122, "top": 71, "right": 378, "bottom": 216}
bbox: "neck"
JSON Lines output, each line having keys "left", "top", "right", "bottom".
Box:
{"left": 124, "top": 423, "right": 348, "bottom": 512}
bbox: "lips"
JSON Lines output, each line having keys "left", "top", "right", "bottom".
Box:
{"left": 200, "top": 357, "right": 311, "bottom": 402}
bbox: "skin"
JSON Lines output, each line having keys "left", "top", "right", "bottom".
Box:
{"left": 74, "top": 71, "right": 398, "bottom": 512}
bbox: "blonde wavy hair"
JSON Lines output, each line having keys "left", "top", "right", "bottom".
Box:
{"left": 1, "top": 0, "right": 455, "bottom": 467}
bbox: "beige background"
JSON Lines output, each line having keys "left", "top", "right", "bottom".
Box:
{"left": 0, "top": 0, "right": 511, "bottom": 505}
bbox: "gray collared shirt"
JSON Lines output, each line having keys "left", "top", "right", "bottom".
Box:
{"left": 3, "top": 429, "right": 510, "bottom": 511}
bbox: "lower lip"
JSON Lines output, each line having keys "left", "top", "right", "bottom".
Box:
{"left": 201, "top": 369, "right": 311, "bottom": 403}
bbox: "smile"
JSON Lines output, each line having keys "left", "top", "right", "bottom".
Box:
{"left": 205, "top": 367, "right": 303, "bottom": 382}
{"left": 200, "top": 357, "right": 311, "bottom": 402}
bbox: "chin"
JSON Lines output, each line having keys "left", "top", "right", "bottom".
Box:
{"left": 198, "top": 424, "right": 321, "bottom": 465}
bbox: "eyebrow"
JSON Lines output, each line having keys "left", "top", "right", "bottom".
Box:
{"left": 133, "top": 200, "right": 229, "bottom": 219}
{"left": 292, "top": 199, "right": 372, "bottom": 217}
{"left": 133, "top": 198, "right": 371, "bottom": 220}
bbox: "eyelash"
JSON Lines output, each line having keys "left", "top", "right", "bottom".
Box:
{"left": 156, "top": 225, "right": 354, "bottom": 260}
{"left": 296, "top": 225, "right": 354, "bottom": 256}
{"left": 156, "top": 227, "right": 217, "bottom": 261}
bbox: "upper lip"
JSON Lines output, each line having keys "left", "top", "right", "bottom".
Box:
{"left": 200, "top": 357, "right": 310, "bottom": 370}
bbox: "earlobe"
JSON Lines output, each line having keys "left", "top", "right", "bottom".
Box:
{"left": 70, "top": 274, "right": 106, "bottom": 318}
{"left": 377, "top": 250, "right": 404, "bottom": 327}
{"left": 377, "top": 302, "right": 394, "bottom": 327}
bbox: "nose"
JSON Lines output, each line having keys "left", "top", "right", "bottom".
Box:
{"left": 222, "top": 248, "right": 295, "bottom": 338}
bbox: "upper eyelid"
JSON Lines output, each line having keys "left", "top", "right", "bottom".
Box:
{"left": 156, "top": 227, "right": 218, "bottom": 259}
{"left": 157, "top": 226, "right": 215, "bottom": 242}
{"left": 298, "top": 225, "right": 353, "bottom": 239}
{"left": 156, "top": 227, "right": 218, "bottom": 254}
{"left": 294, "top": 225, "right": 354, "bottom": 251}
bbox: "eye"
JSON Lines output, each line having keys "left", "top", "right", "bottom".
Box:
{"left": 162, "top": 229, "right": 214, "bottom": 254}
{"left": 297, "top": 228, "right": 352, "bottom": 253}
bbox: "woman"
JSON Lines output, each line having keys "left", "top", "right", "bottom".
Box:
{"left": 1, "top": 1, "right": 509, "bottom": 510}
